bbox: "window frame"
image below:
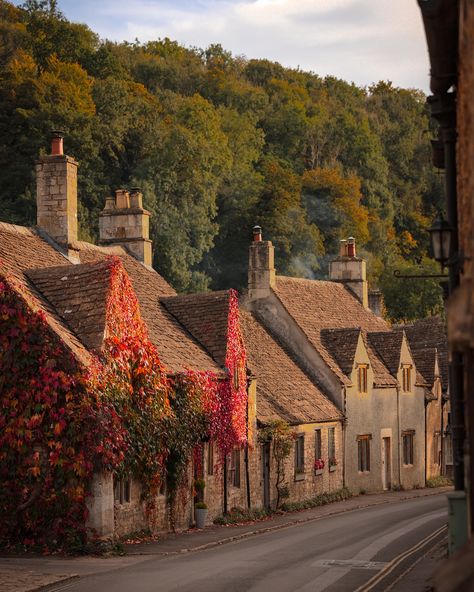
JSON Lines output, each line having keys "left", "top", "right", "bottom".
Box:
{"left": 357, "top": 435, "right": 371, "bottom": 472}
{"left": 207, "top": 441, "right": 214, "bottom": 476}
{"left": 357, "top": 364, "right": 368, "bottom": 394}
{"left": 295, "top": 434, "right": 305, "bottom": 476}
{"left": 314, "top": 429, "right": 323, "bottom": 474}
{"left": 328, "top": 427, "right": 336, "bottom": 470}
{"left": 402, "top": 365, "right": 412, "bottom": 393}
{"left": 229, "top": 447, "right": 241, "bottom": 487}
{"left": 114, "top": 477, "right": 131, "bottom": 505}
{"left": 402, "top": 430, "right": 415, "bottom": 465}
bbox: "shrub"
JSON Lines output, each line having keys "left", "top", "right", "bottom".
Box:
{"left": 280, "top": 488, "right": 352, "bottom": 512}
{"left": 426, "top": 475, "right": 453, "bottom": 488}
{"left": 195, "top": 502, "right": 208, "bottom": 510}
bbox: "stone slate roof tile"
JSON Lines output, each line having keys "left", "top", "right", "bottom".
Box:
{"left": 240, "top": 311, "right": 343, "bottom": 425}
{"left": 77, "top": 242, "right": 220, "bottom": 373}
{"left": 161, "top": 291, "right": 231, "bottom": 367}
{"left": 395, "top": 317, "right": 448, "bottom": 390}
{"left": 367, "top": 331, "right": 404, "bottom": 375}
{"left": 274, "top": 276, "right": 392, "bottom": 386}
{"left": 26, "top": 261, "right": 110, "bottom": 351}
{"left": 0, "top": 222, "right": 90, "bottom": 365}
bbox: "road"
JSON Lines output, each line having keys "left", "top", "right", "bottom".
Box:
{"left": 50, "top": 494, "right": 447, "bottom": 592}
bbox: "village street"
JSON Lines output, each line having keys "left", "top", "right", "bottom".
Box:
{"left": 0, "top": 490, "right": 448, "bottom": 592}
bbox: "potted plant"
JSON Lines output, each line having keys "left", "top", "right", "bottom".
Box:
{"left": 195, "top": 501, "right": 208, "bottom": 528}
{"left": 329, "top": 457, "right": 337, "bottom": 472}
{"left": 314, "top": 458, "right": 325, "bottom": 475}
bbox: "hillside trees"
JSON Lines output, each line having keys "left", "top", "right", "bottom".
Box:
{"left": 0, "top": 0, "right": 444, "bottom": 320}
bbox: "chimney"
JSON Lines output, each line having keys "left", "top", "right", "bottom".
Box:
{"left": 248, "top": 226, "right": 276, "bottom": 300}
{"left": 36, "top": 131, "right": 78, "bottom": 249}
{"left": 329, "top": 237, "right": 369, "bottom": 309}
{"left": 99, "top": 188, "right": 152, "bottom": 267}
{"left": 368, "top": 290, "right": 385, "bottom": 318}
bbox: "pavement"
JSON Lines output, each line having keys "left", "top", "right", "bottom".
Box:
{"left": 0, "top": 486, "right": 452, "bottom": 592}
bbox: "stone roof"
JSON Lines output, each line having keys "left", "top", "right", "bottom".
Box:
{"left": 320, "top": 328, "right": 360, "bottom": 376}
{"left": 273, "top": 276, "right": 391, "bottom": 385}
{"left": 367, "top": 331, "right": 404, "bottom": 375}
{"left": 321, "top": 328, "right": 397, "bottom": 388}
{"left": 26, "top": 261, "right": 111, "bottom": 351}
{"left": 0, "top": 221, "right": 219, "bottom": 373}
{"left": 396, "top": 316, "right": 449, "bottom": 390}
{"left": 161, "top": 291, "right": 231, "bottom": 367}
{"left": 240, "top": 311, "right": 343, "bottom": 425}
{"left": 76, "top": 242, "right": 220, "bottom": 373}
{"left": 0, "top": 222, "right": 90, "bottom": 365}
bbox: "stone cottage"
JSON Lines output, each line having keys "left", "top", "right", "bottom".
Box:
{"left": 242, "top": 227, "right": 428, "bottom": 492}
{"left": 162, "top": 291, "right": 344, "bottom": 513}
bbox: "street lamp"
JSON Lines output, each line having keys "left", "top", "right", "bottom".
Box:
{"left": 429, "top": 212, "right": 452, "bottom": 268}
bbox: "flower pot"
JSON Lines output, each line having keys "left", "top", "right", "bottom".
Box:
{"left": 195, "top": 507, "right": 208, "bottom": 529}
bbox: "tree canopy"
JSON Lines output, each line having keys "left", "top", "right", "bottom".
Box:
{"left": 0, "top": 0, "right": 443, "bottom": 320}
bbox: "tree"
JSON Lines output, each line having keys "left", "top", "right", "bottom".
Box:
{"left": 258, "top": 420, "right": 295, "bottom": 509}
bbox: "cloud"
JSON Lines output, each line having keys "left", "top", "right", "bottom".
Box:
{"left": 22, "top": 0, "right": 431, "bottom": 90}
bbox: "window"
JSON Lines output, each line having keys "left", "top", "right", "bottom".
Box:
{"left": 295, "top": 434, "right": 305, "bottom": 474}
{"left": 207, "top": 441, "right": 214, "bottom": 476}
{"left": 314, "top": 429, "right": 323, "bottom": 472}
{"left": 433, "top": 432, "right": 440, "bottom": 466}
{"left": 328, "top": 427, "right": 336, "bottom": 469}
{"left": 403, "top": 431, "right": 415, "bottom": 465}
{"left": 357, "top": 435, "right": 371, "bottom": 472}
{"left": 114, "top": 477, "right": 131, "bottom": 504}
{"left": 358, "top": 365, "right": 368, "bottom": 393}
{"left": 229, "top": 448, "right": 241, "bottom": 487}
{"left": 402, "top": 365, "right": 412, "bottom": 392}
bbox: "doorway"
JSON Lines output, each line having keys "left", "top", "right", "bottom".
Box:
{"left": 382, "top": 437, "right": 392, "bottom": 490}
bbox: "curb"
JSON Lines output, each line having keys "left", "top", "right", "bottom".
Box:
{"left": 126, "top": 487, "right": 451, "bottom": 557}
{"left": 30, "top": 574, "right": 79, "bottom": 592}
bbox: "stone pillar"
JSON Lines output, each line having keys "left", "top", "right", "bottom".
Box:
{"left": 329, "top": 237, "right": 369, "bottom": 308}
{"left": 36, "top": 131, "right": 78, "bottom": 248}
{"left": 99, "top": 188, "right": 152, "bottom": 266}
{"left": 248, "top": 226, "right": 276, "bottom": 301}
{"left": 86, "top": 472, "right": 114, "bottom": 538}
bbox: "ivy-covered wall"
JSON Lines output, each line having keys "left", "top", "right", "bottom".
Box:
{"left": 0, "top": 259, "right": 248, "bottom": 551}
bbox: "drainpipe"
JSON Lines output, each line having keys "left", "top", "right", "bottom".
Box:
{"left": 245, "top": 377, "right": 251, "bottom": 509}
{"left": 425, "top": 396, "right": 428, "bottom": 483}
{"left": 223, "top": 455, "right": 228, "bottom": 515}
{"left": 342, "top": 386, "right": 347, "bottom": 489}
{"left": 397, "top": 386, "right": 401, "bottom": 486}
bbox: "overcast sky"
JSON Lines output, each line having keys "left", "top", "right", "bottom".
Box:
{"left": 17, "top": 0, "right": 431, "bottom": 91}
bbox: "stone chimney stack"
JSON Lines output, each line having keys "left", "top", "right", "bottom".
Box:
{"left": 368, "top": 290, "right": 385, "bottom": 318}
{"left": 329, "top": 237, "right": 369, "bottom": 308}
{"left": 248, "top": 225, "right": 276, "bottom": 300}
{"left": 99, "top": 188, "right": 152, "bottom": 267}
{"left": 36, "top": 131, "right": 78, "bottom": 249}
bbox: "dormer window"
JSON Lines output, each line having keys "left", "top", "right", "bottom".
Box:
{"left": 402, "top": 365, "right": 412, "bottom": 392}
{"left": 357, "top": 364, "right": 368, "bottom": 393}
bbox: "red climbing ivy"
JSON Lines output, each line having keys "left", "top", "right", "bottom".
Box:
{"left": 0, "top": 260, "right": 248, "bottom": 551}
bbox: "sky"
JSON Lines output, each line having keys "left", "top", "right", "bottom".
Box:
{"left": 16, "top": 0, "right": 431, "bottom": 91}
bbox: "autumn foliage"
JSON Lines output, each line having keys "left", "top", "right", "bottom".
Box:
{"left": 0, "top": 259, "right": 247, "bottom": 550}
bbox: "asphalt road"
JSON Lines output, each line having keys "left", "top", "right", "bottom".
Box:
{"left": 52, "top": 494, "right": 447, "bottom": 592}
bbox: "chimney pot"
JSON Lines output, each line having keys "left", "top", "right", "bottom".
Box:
{"left": 339, "top": 239, "right": 348, "bottom": 257}
{"left": 104, "top": 196, "right": 115, "bottom": 211}
{"left": 50, "top": 130, "right": 65, "bottom": 156}
{"left": 115, "top": 189, "right": 130, "bottom": 209}
{"left": 130, "top": 188, "right": 143, "bottom": 209}
{"left": 347, "top": 237, "right": 356, "bottom": 257}
{"left": 253, "top": 225, "right": 262, "bottom": 242}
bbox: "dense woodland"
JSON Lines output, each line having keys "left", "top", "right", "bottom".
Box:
{"left": 0, "top": 0, "right": 445, "bottom": 321}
